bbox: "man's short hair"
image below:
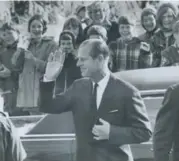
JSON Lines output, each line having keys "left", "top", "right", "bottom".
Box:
{"left": 87, "top": 25, "right": 107, "bottom": 41}
{"left": 79, "top": 39, "right": 109, "bottom": 59}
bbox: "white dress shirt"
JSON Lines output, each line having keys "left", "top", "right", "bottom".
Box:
{"left": 92, "top": 73, "right": 110, "bottom": 109}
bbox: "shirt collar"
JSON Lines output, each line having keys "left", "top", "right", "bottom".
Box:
{"left": 92, "top": 72, "right": 110, "bottom": 89}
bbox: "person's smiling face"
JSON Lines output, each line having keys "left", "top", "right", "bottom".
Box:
{"left": 60, "top": 39, "right": 74, "bottom": 54}
{"left": 162, "top": 9, "right": 175, "bottom": 30}
{"left": 77, "top": 43, "right": 101, "bottom": 78}
{"left": 143, "top": 14, "right": 156, "bottom": 32}
{"left": 29, "top": 19, "right": 43, "bottom": 39}
{"left": 2, "top": 29, "right": 19, "bottom": 45}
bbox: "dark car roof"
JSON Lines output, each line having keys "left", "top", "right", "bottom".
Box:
{"left": 114, "top": 66, "right": 179, "bottom": 91}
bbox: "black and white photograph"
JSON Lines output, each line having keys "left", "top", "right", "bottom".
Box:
{"left": 0, "top": 1, "right": 179, "bottom": 161}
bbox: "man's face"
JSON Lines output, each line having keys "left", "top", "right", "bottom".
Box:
{"left": 119, "top": 24, "right": 132, "bottom": 38}
{"left": 60, "top": 39, "right": 74, "bottom": 54}
{"left": 77, "top": 44, "right": 101, "bottom": 78}
{"left": 2, "top": 29, "right": 19, "bottom": 45}
{"left": 143, "top": 14, "right": 156, "bottom": 32}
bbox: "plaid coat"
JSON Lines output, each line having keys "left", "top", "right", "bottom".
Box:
{"left": 112, "top": 37, "right": 152, "bottom": 72}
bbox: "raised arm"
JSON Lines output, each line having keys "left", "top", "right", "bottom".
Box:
{"left": 39, "top": 79, "right": 76, "bottom": 114}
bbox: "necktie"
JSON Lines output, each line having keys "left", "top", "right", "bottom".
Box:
{"left": 90, "top": 83, "right": 98, "bottom": 127}
{"left": 92, "top": 83, "right": 98, "bottom": 111}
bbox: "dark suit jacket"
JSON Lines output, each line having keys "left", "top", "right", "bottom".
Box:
{"left": 40, "top": 74, "right": 152, "bottom": 161}
{"left": 153, "top": 83, "right": 179, "bottom": 161}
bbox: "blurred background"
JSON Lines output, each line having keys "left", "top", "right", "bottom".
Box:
{"left": 1, "top": 1, "right": 178, "bottom": 41}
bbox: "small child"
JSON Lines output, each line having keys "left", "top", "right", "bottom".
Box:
{"left": 87, "top": 25, "right": 108, "bottom": 42}
{"left": 115, "top": 16, "right": 152, "bottom": 71}
{"left": 54, "top": 31, "right": 81, "bottom": 94}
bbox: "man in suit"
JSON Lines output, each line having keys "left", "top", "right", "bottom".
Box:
{"left": 153, "top": 84, "right": 179, "bottom": 161}
{"left": 40, "top": 39, "right": 152, "bottom": 161}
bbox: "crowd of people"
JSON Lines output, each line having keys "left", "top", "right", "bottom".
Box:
{"left": 0, "top": 2, "right": 179, "bottom": 115}
{"left": 0, "top": 1, "right": 179, "bottom": 161}
{"left": 0, "top": 1, "right": 178, "bottom": 116}
{"left": 0, "top": 1, "right": 178, "bottom": 114}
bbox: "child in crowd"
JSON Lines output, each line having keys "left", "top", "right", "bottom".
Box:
{"left": 161, "top": 20, "right": 179, "bottom": 66}
{"left": 84, "top": 1, "right": 120, "bottom": 44}
{"left": 12, "top": 14, "right": 57, "bottom": 115}
{"left": 55, "top": 31, "right": 81, "bottom": 94}
{"left": 62, "top": 16, "right": 84, "bottom": 48}
{"left": 87, "top": 25, "right": 107, "bottom": 42}
{"left": 139, "top": 7, "right": 158, "bottom": 43}
{"left": 0, "top": 23, "right": 20, "bottom": 115}
{"left": 115, "top": 16, "right": 152, "bottom": 72}
{"left": 75, "top": 5, "right": 91, "bottom": 29}
{"left": 150, "top": 3, "right": 177, "bottom": 67}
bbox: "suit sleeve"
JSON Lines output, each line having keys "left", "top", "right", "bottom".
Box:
{"left": 153, "top": 87, "right": 178, "bottom": 161}
{"left": 109, "top": 90, "right": 152, "bottom": 145}
{"left": 39, "top": 80, "right": 75, "bottom": 114}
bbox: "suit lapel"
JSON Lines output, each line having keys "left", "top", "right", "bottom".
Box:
{"left": 83, "top": 79, "right": 94, "bottom": 112}
{"left": 98, "top": 74, "right": 114, "bottom": 114}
